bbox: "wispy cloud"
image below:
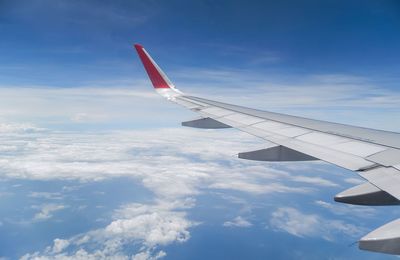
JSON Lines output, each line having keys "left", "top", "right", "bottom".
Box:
{"left": 314, "top": 200, "right": 376, "bottom": 218}
{"left": 290, "top": 176, "right": 339, "bottom": 187}
{"left": 181, "top": 71, "right": 400, "bottom": 110}
{"left": 7, "top": 0, "right": 154, "bottom": 30}
{"left": 223, "top": 216, "right": 252, "bottom": 228}
{"left": 343, "top": 177, "right": 364, "bottom": 185}
{"left": 200, "top": 42, "right": 282, "bottom": 65}
{"left": 29, "top": 192, "right": 63, "bottom": 200}
{"left": 269, "top": 207, "right": 366, "bottom": 241}
{"left": 32, "top": 203, "right": 67, "bottom": 221}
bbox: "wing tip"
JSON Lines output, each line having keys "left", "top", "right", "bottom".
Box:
{"left": 133, "top": 43, "right": 174, "bottom": 90}
{"left": 134, "top": 43, "right": 143, "bottom": 50}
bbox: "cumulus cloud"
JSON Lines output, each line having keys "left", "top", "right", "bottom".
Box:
{"left": 223, "top": 216, "right": 252, "bottom": 228}
{"left": 51, "top": 239, "right": 70, "bottom": 254}
{"left": 23, "top": 201, "right": 194, "bottom": 260}
{"left": 106, "top": 202, "right": 194, "bottom": 247}
{"left": 269, "top": 207, "right": 366, "bottom": 241}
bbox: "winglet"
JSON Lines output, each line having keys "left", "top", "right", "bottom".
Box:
{"left": 134, "top": 44, "right": 174, "bottom": 89}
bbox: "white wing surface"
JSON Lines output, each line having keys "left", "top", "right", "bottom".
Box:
{"left": 134, "top": 44, "right": 400, "bottom": 255}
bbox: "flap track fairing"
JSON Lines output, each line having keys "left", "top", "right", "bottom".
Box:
{"left": 182, "top": 117, "right": 232, "bottom": 129}
{"left": 335, "top": 182, "right": 399, "bottom": 206}
{"left": 238, "top": 145, "right": 318, "bottom": 162}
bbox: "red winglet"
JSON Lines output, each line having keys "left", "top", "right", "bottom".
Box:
{"left": 134, "top": 44, "right": 171, "bottom": 89}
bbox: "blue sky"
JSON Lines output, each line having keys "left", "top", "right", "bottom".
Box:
{"left": 0, "top": 1, "right": 400, "bottom": 259}
{"left": 0, "top": 0, "right": 399, "bottom": 130}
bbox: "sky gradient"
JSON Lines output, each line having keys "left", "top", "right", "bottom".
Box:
{"left": 2, "top": 0, "right": 400, "bottom": 86}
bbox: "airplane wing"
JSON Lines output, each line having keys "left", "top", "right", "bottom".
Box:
{"left": 134, "top": 44, "right": 400, "bottom": 255}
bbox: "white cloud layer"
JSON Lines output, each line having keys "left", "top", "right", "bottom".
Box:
{"left": 3, "top": 123, "right": 347, "bottom": 259}
{"left": 0, "top": 124, "right": 332, "bottom": 195}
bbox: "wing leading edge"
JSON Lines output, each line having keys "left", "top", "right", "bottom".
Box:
{"left": 134, "top": 44, "right": 400, "bottom": 255}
